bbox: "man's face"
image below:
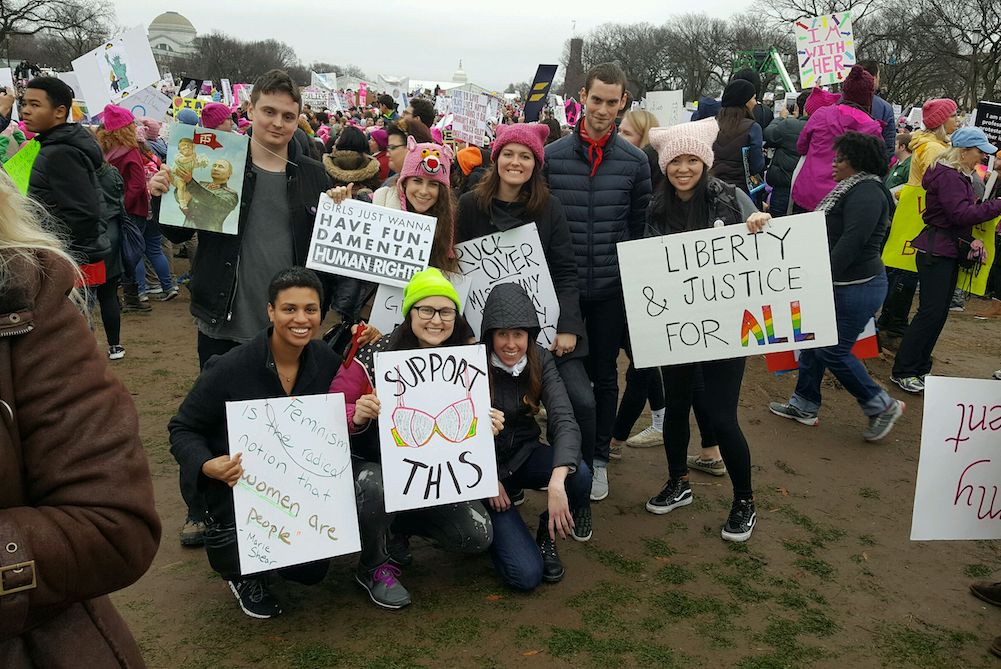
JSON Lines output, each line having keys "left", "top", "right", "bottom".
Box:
{"left": 20, "top": 88, "right": 64, "bottom": 133}
{"left": 579, "top": 78, "right": 624, "bottom": 137}
{"left": 248, "top": 91, "right": 300, "bottom": 152}
{"left": 210, "top": 159, "right": 232, "bottom": 183}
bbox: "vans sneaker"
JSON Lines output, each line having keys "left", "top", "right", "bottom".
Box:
{"left": 646, "top": 478, "right": 693, "bottom": 515}
{"left": 626, "top": 425, "right": 663, "bottom": 448}
{"left": 721, "top": 499, "right": 757, "bottom": 542}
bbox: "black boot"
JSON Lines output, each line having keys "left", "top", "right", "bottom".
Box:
{"left": 536, "top": 515, "right": 565, "bottom": 583}
{"left": 121, "top": 281, "right": 151, "bottom": 313}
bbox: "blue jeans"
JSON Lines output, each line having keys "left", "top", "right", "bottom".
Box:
{"left": 133, "top": 216, "right": 173, "bottom": 293}
{"left": 488, "top": 445, "right": 592, "bottom": 591}
{"left": 790, "top": 273, "right": 893, "bottom": 417}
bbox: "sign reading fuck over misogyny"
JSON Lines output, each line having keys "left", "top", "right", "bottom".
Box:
{"left": 374, "top": 344, "right": 498, "bottom": 513}
{"left": 306, "top": 195, "right": 438, "bottom": 287}
{"left": 618, "top": 212, "right": 837, "bottom": 368}
{"left": 226, "top": 394, "right": 361, "bottom": 575}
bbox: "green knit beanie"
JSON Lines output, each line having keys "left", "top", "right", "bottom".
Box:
{"left": 402, "top": 267, "right": 461, "bottom": 317}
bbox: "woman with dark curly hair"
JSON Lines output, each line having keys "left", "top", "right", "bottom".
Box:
{"left": 769, "top": 131, "right": 905, "bottom": 441}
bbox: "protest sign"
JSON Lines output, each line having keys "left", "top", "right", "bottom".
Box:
{"left": 619, "top": 212, "right": 837, "bottom": 368}
{"left": 454, "top": 224, "right": 560, "bottom": 348}
{"left": 2, "top": 140, "right": 40, "bottom": 194}
{"left": 645, "top": 90, "right": 685, "bottom": 127}
{"left": 159, "top": 126, "right": 248, "bottom": 235}
{"left": 172, "top": 96, "right": 206, "bottom": 117}
{"left": 359, "top": 82, "right": 368, "bottom": 106}
{"left": 794, "top": 13, "right": 855, "bottom": 88}
{"left": 369, "top": 274, "right": 473, "bottom": 335}
{"left": 435, "top": 95, "right": 451, "bottom": 115}
{"left": 233, "top": 84, "right": 253, "bottom": 106}
{"left": 118, "top": 85, "right": 172, "bottom": 122}
{"left": 906, "top": 106, "right": 923, "bottom": 128}
{"left": 523, "top": 64, "right": 559, "bottom": 123}
{"left": 226, "top": 394, "right": 360, "bottom": 575}
{"left": 71, "top": 26, "right": 159, "bottom": 109}
{"left": 550, "top": 94, "right": 568, "bottom": 127}
{"left": 0, "top": 69, "right": 16, "bottom": 121}
{"left": 910, "top": 377, "right": 1001, "bottom": 540}
{"left": 765, "top": 317, "right": 878, "bottom": 373}
{"left": 882, "top": 185, "right": 998, "bottom": 295}
{"left": 220, "top": 78, "right": 233, "bottom": 106}
{"left": 301, "top": 86, "right": 328, "bottom": 110}
{"left": 374, "top": 344, "right": 498, "bottom": 513}
{"left": 311, "top": 71, "right": 338, "bottom": 91}
{"left": 565, "top": 98, "right": 581, "bottom": 127}
{"left": 974, "top": 101, "right": 1001, "bottom": 147}
{"left": 306, "top": 195, "right": 436, "bottom": 287}
{"left": 451, "top": 90, "right": 490, "bottom": 145}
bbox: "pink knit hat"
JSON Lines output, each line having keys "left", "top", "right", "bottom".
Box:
{"left": 648, "top": 118, "right": 719, "bottom": 173}
{"left": 922, "top": 98, "right": 958, "bottom": 130}
{"left": 804, "top": 87, "right": 840, "bottom": 116}
{"left": 491, "top": 123, "right": 549, "bottom": 167}
{"left": 369, "top": 128, "right": 388, "bottom": 151}
{"left": 102, "top": 104, "right": 134, "bottom": 132}
{"left": 199, "top": 102, "right": 231, "bottom": 130}
{"left": 397, "top": 136, "right": 454, "bottom": 209}
{"left": 139, "top": 117, "right": 162, "bottom": 139}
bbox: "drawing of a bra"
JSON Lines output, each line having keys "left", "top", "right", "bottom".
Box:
{"left": 390, "top": 367, "right": 478, "bottom": 448}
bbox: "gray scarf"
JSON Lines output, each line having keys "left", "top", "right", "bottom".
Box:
{"left": 817, "top": 172, "right": 882, "bottom": 214}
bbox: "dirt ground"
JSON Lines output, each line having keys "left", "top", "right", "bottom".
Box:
{"left": 103, "top": 263, "right": 1001, "bottom": 669}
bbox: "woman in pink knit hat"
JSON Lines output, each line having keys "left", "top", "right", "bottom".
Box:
{"left": 644, "top": 118, "right": 770, "bottom": 544}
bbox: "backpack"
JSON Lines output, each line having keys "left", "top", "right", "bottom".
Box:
{"left": 94, "top": 162, "right": 142, "bottom": 271}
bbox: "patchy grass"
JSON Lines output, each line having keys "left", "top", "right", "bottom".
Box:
{"left": 964, "top": 563, "right": 993, "bottom": 579}
{"left": 795, "top": 557, "right": 837, "bottom": 581}
{"left": 774, "top": 460, "right": 799, "bottom": 475}
{"left": 858, "top": 487, "right": 881, "bottom": 500}
{"left": 583, "top": 545, "right": 646, "bottom": 575}
{"left": 875, "top": 622, "right": 978, "bottom": 668}
{"left": 655, "top": 563, "right": 697, "bottom": 585}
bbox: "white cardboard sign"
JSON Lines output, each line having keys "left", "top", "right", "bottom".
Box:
{"left": 374, "top": 344, "right": 498, "bottom": 513}
{"left": 451, "top": 89, "right": 490, "bottom": 145}
{"left": 645, "top": 90, "right": 685, "bottom": 127}
{"left": 119, "top": 85, "right": 173, "bottom": 122}
{"left": 910, "top": 376, "right": 1001, "bottom": 540}
{"left": 71, "top": 26, "right": 160, "bottom": 110}
{"left": 794, "top": 13, "right": 856, "bottom": 89}
{"left": 454, "top": 224, "right": 560, "bottom": 348}
{"left": 369, "top": 273, "right": 473, "bottom": 335}
{"left": 306, "top": 195, "right": 437, "bottom": 287}
{"left": 619, "top": 212, "right": 837, "bottom": 367}
{"left": 226, "top": 394, "right": 361, "bottom": 575}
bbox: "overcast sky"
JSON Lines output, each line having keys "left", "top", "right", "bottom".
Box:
{"left": 113, "top": 1, "right": 750, "bottom": 90}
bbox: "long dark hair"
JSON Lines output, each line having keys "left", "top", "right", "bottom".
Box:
{"left": 650, "top": 169, "right": 711, "bottom": 233}
{"left": 716, "top": 105, "right": 753, "bottom": 137}
{"left": 401, "top": 179, "right": 459, "bottom": 274}
{"left": 473, "top": 160, "right": 550, "bottom": 220}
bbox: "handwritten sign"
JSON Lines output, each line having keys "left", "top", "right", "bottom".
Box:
{"left": 910, "top": 377, "right": 1001, "bottom": 540}
{"left": 454, "top": 224, "right": 560, "bottom": 347}
{"left": 794, "top": 13, "right": 855, "bottom": 88}
{"left": 619, "top": 212, "right": 837, "bottom": 368}
{"left": 374, "top": 344, "right": 498, "bottom": 512}
{"left": 882, "top": 185, "right": 998, "bottom": 296}
{"left": 300, "top": 85, "right": 329, "bottom": 110}
{"left": 645, "top": 90, "right": 685, "bottom": 127}
{"left": 451, "top": 89, "right": 490, "bottom": 145}
{"left": 974, "top": 101, "right": 1001, "bottom": 148}
{"left": 172, "top": 96, "right": 206, "bottom": 117}
{"left": 226, "top": 394, "right": 361, "bottom": 575}
{"left": 70, "top": 27, "right": 159, "bottom": 109}
{"left": 369, "top": 273, "right": 473, "bottom": 335}
{"left": 306, "top": 195, "right": 437, "bottom": 287}
{"left": 119, "top": 85, "right": 172, "bottom": 122}
{"left": 2, "top": 140, "right": 40, "bottom": 194}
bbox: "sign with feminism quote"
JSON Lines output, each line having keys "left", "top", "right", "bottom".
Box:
{"left": 794, "top": 13, "right": 855, "bottom": 88}
{"left": 454, "top": 224, "right": 560, "bottom": 348}
{"left": 911, "top": 377, "right": 1001, "bottom": 540}
{"left": 306, "top": 195, "right": 437, "bottom": 287}
{"left": 226, "top": 394, "right": 361, "bottom": 574}
{"left": 374, "top": 345, "right": 498, "bottom": 513}
{"left": 369, "top": 273, "right": 473, "bottom": 334}
{"left": 619, "top": 212, "right": 837, "bottom": 367}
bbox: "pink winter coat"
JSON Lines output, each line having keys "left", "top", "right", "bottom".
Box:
{"left": 792, "top": 104, "right": 883, "bottom": 211}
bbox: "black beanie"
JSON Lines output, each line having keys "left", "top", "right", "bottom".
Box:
{"left": 721, "top": 79, "right": 756, "bottom": 108}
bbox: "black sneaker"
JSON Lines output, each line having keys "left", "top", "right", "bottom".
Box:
{"left": 387, "top": 534, "right": 413, "bottom": 567}
{"left": 721, "top": 499, "right": 757, "bottom": 542}
{"left": 645, "top": 478, "right": 693, "bottom": 515}
{"left": 228, "top": 577, "right": 281, "bottom": 619}
{"left": 572, "top": 505, "right": 592, "bottom": 542}
{"left": 536, "top": 519, "right": 565, "bottom": 583}
{"left": 509, "top": 488, "right": 525, "bottom": 506}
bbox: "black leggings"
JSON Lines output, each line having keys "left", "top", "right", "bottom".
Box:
{"left": 612, "top": 361, "right": 665, "bottom": 441}
{"left": 661, "top": 358, "right": 751, "bottom": 500}
{"left": 88, "top": 276, "right": 121, "bottom": 347}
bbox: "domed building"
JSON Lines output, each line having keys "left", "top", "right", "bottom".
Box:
{"left": 148, "top": 11, "right": 197, "bottom": 59}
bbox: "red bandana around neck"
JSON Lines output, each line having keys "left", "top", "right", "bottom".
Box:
{"left": 580, "top": 122, "right": 613, "bottom": 177}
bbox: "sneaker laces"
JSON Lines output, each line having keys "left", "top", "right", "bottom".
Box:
{"left": 241, "top": 578, "right": 266, "bottom": 604}
{"left": 372, "top": 563, "right": 402, "bottom": 587}
{"left": 728, "top": 500, "right": 754, "bottom": 526}
{"left": 539, "top": 536, "right": 559, "bottom": 560}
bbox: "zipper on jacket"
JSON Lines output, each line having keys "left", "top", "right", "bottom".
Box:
{"left": 0, "top": 324, "right": 33, "bottom": 337}
{"left": 224, "top": 256, "right": 240, "bottom": 322}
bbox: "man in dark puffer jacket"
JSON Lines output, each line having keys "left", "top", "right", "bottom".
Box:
{"left": 543, "top": 62, "right": 651, "bottom": 502}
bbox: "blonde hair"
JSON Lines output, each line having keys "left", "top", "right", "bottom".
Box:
{"left": 935, "top": 146, "right": 972, "bottom": 174}
{"left": 623, "top": 110, "right": 658, "bottom": 148}
{"left": 931, "top": 124, "right": 950, "bottom": 145}
{"left": 0, "top": 171, "right": 83, "bottom": 304}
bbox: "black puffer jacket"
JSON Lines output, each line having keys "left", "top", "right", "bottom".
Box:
{"left": 456, "top": 192, "right": 587, "bottom": 357}
{"left": 481, "top": 284, "right": 581, "bottom": 478}
{"left": 29, "top": 123, "right": 109, "bottom": 263}
{"left": 543, "top": 123, "right": 651, "bottom": 300}
{"left": 645, "top": 176, "right": 756, "bottom": 236}
{"left": 162, "top": 136, "right": 367, "bottom": 324}
{"left": 763, "top": 116, "right": 808, "bottom": 189}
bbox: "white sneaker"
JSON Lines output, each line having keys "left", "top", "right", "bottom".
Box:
{"left": 993, "top": 370, "right": 1001, "bottom": 380}
{"left": 626, "top": 426, "right": 662, "bottom": 448}
{"left": 108, "top": 345, "right": 125, "bottom": 360}
{"left": 590, "top": 466, "right": 609, "bottom": 501}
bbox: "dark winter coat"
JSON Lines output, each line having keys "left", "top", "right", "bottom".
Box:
{"left": 824, "top": 179, "right": 894, "bottom": 282}
{"left": 161, "top": 136, "right": 365, "bottom": 324}
{"left": 29, "top": 123, "right": 109, "bottom": 263}
{"left": 542, "top": 123, "right": 652, "bottom": 300}
{"left": 645, "top": 176, "right": 757, "bottom": 237}
{"left": 913, "top": 163, "right": 1001, "bottom": 259}
{"left": 642, "top": 144, "right": 664, "bottom": 189}
{"left": 871, "top": 95, "right": 897, "bottom": 160}
{"left": 763, "top": 116, "right": 808, "bottom": 189}
{"left": 0, "top": 251, "right": 160, "bottom": 667}
{"left": 711, "top": 118, "right": 764, "bottom": 193}
{"left": 104, "top": 146, "right": 149, "bottom": 219}
{"left": 169, "top": 329, "right": 341, "bottom": 531}
{"left": 480, "top": 284, "right": 580, "bottom": 478}
{"left": 456, "top": 192, "right": 587, "bottom": 357}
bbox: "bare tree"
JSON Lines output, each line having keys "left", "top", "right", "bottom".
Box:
{"left": 0, "top": 0, "right": 112, "bottom": 64}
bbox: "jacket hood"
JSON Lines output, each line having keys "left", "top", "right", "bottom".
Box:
{"left": 921, "top": 161, "right": 959, "bottom": 190}
{"left": 910, "top": 130, "right": 947, "bottom": 156}
{"left": 480, "top": 283, "right": 540, "bottom": 341}
{"left": 323, "top": 150, "right": 379, "bottom": 183}
{"left": 827, "top": 104, "right": 881, "bottom": 135}
{"left": 39, "top": 123, "right": 104, "bottom": 169}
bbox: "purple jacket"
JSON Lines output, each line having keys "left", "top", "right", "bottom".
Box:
{"left": 913, "top": 163, "right": 1001, "bottom": 258}
{"left": 792, "top": 104, "right": 882, "bottom": 211}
